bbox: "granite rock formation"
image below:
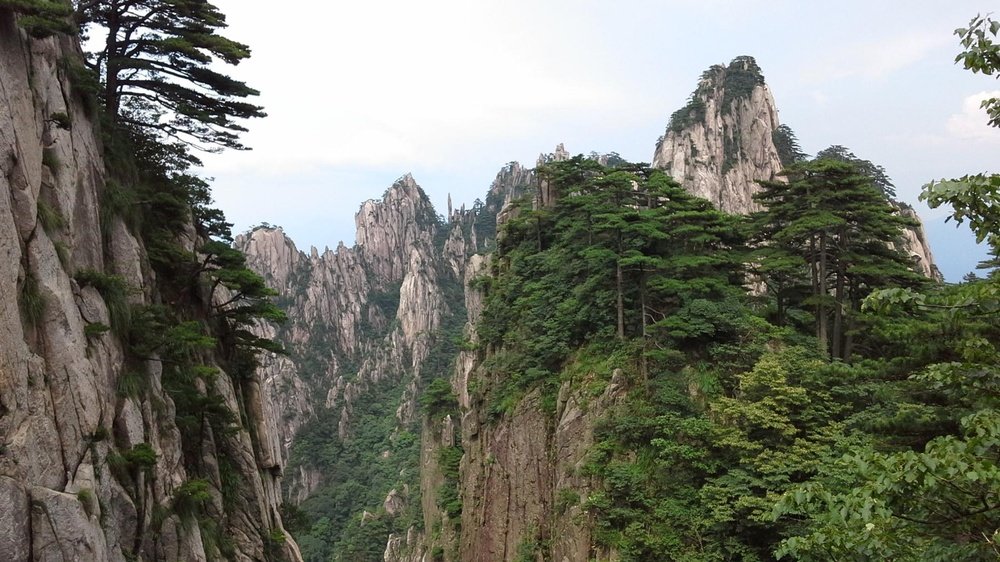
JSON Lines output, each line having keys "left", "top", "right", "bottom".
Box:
{"left": 0, "top": 13, "right": 299, "bottom": 562}
{"left": 653, "top": 56, "right": 939, "bottom": 279}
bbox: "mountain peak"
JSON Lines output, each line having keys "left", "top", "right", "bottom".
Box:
{"left": 653, "top": 56, "right": 782, "bottom": 214}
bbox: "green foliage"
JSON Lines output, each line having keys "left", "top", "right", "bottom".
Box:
{"left": 751, "top": 157, "right": 926, "bottom": 360}
{"left": 815, "top": 145, "right": 896, "bottom": 198}
{"left": 721, "top": 55, "right": 766, "bottom": 111}
{"left": 47, "top": 111, "right": 72, "bottom": 130}
{"left": 264, "top": 527, "right": 288, "bottom": 559}
{"left": 116, "top": 370, "right": 145, "bottom": 398}
{"left": 771, "top": 27, "right": 1000, "bottom": 558}
{"left": 173, "top": 478, "right": 213, "bottom": 520}
{"left": 99, "top": 180, "right": 139, "bottom": 240}
{"left": 437, "top": 446, "right": 463, "bottom": 517}
{"left": 89, "top": 426, "right": 110, "bottom": 442}
{"left": 289, "top": 377, "right": 423, "bottom": 562}
{"left": 78, "top": 0, "right": 265, "bottom": 151}
{"left": 0, "top": 0, "right": 75, "bottom": 38}
{"left": 19, "top": 272, "right": 45, "bottom": 327}
{"left": 667, "top": 95, "right": 706, "bottom": 133}
{"left": 478, "top": 156, "right": 747, "bottom": 418}
{"left": 776, "top": 411, "right": 1000, "bottom": 561}
{"left": 58, "top": 57, "right": 100, "bottom": 115}
{"left": 772, "top": 124, "right": 807, "bottom": 167}
{"left": 555, "top": 488, "right": 580, "bottom": 515}
{"left": 84, "top": 322, "right": 110, "bottom": 338}
{"left": 514, "top": 530, "right": 547, "bottom": 562}
{"left": 421, "top": 379, "right": 458, "bottom": 417}
{"left": 74, "top": 269, "right": 131, "bottom": 335}
{"left": 76, "top": 488, "right": 96, "bottom": 517}
{"left": 52, "top": 240, "right": 70, "bottom": 269}
{"left": 36, "top": 199, "right": 65, "bottom": 233}
{"left": 955, "top": 14, "right": 1000, "bottom": 128}
{"left": 121, "top": 443, "right": 157, "bottom": 471}
{"left": 470, "top": 148, "right": 973, "bottom": 560}
{"left": 923, "top": 173, "right": 1000, "bottom": 246}
{"left": 41, "top": 147, "right": 60, "bottom": 177}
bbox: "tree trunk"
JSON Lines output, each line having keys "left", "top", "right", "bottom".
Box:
{"left": 616, "top": 259, "right": 625, "bottom": 340}
{"left": 832, "top": 260, "right": 846, "bottom": 360}
{"left": 104, "top": 4, "right": 121, "bottom": 117}
{"left": 640, "top": 268, "right": 648, "bottom": 339}
{"left": 843, "top": 279, "right": 857, "bottom": 363}
{"left": 817, "top": 232, "right": 828, "bottom": 358}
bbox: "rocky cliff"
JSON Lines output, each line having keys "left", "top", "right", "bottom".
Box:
{"left": 237, "top": 163, "right": 532, "bottom": 561}
{"left": 0, "top": 14, "right": 299, "bottom": 561}
{"left": 245, "top": 61, "right": 945, "bottom": 562}
{"left": 653, "top": 56, "right": 782, "bottom": 215}
{"left": 653, "top": 56, "right": 940, "bottom": 279}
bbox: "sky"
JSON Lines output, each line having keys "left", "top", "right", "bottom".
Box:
{"left": 200, "top": 0, "right": 999, "bottom": 281}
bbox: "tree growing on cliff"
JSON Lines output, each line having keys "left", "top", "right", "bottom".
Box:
{"left": 751, "top": 158, "right": 924, "bottom": 361}
{"left": 76, "top": 0, "right": 264, "bottom": 151}
{"left": 815, "top": 145, "right": 896, "bottom": 198}
{"left": 772, "top": 20, "right": 1000, "bottom": 557}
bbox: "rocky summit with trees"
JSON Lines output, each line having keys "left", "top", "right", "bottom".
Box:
{"left": 0, "top": 3, "right": 997, "bottom": 562}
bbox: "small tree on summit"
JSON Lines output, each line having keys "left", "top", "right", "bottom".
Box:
{"left": 76, "top": 0, "right": 265, "bottom": 151}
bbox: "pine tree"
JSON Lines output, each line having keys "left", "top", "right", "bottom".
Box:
{"left": 752, "top": 159, "right": 925, "bottom": 361}
{"left": 0, "top": 0, "right": 75, "bottom": 37}
{"left": 76, "top": 0, "right": 265, "bottom": 151}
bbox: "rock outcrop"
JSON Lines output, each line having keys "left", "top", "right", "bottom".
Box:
{"left": 0, "top": 14, "right": 299, "bottom": 561}
{"left": 653, "top": 56, "right": 782, "bottom": 215}
{"left": 457, "top": 372, "right": 626, "bottom": 562}
{"left": 897, "top": 204, "right": 941, "bottom": 280}
{"left": 653, "top": 55, "right": 940, "bottom": 279}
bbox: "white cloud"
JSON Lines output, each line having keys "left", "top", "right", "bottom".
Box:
{"left": 810, "top": 90, "right": 830, "bottom": 106}
{"left": 201, "top": 0, "right": 627, "bottom": 175}
{"left": 801, "top": 30, "right": 951, "bottom": 83}
{"left": 945, "top": 90, "right": 1000, "bottom": 142}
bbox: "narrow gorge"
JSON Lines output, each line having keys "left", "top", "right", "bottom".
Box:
{"left": 239, "top": 57, "right": 945, "bottom": 561}
{"left": 6, "top": 3, "right": 984, "bottom": 558}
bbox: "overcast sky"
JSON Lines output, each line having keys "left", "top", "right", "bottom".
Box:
{"left": 200, "top": 0, "right": 999, "bottom": 281}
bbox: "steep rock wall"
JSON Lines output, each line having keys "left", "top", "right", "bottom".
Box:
{"left": 653, "top": 56, "right": 939, "bottom": 278}
{"left": 0, "top": 15, "right": 299, "bottom": 561}
{"left": 457, "top": 376, "right": 625, "bottom": 562}
{"left": 652, "top": 56, "right": 782, "bottom": 215}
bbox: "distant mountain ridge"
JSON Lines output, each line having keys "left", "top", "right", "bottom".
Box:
{"left": 240, "top": 56, "right": 942, "bottom": 561}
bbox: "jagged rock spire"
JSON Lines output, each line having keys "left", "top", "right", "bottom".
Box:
{"left": 652, "top": 56, "right": 783, "bottom": 214}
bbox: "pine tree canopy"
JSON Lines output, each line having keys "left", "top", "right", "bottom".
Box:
{"left": 74, "top": 0, "right": 265, "bottom": 152}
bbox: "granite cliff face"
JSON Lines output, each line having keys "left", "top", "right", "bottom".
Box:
{"left": 653, "top": 56, "right": 782, "bottom": 215}
{"left": 0, "top": 13, "right": 298, "bottom": 562}
{"left": 238, "top": 162, "right": 532, "bottom": 560}
{"left": 653, "top": 56, "right": 940, "bottom": 279}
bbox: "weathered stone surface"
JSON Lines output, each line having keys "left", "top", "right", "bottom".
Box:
{"left": 652, "top": 56, "right": 781, "bottom": 215}
{"left": 897, "top": 204, "right": 942, "bottom": 280}
{"left": 0, "top": 16, "right": 300, "bottom": 561}
{"left": 30, "top": 485, "right": 110, "bottom": 562}
{"left": 653, "top": 56, "right": 939, "bottom": 278}
{"left": 0, "top": 477, "right": 30, "bottom": 562}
